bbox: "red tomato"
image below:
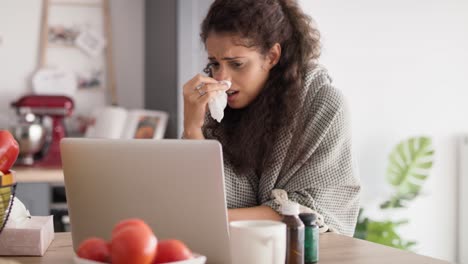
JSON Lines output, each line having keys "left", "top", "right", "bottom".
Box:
{"left": 152, "top": 239, "right": 193, "bottom": 264}
{"left": 77, "top": 237, "right": 110, "bottom": 263}
{"left": 111, "top": 218, "right": 148, "bottom": 237}
{"left": 110, "top": 219, "right": 158, "bottom": 264}
{"left": 0, "top": 130, "right": 19, "bottom": 174}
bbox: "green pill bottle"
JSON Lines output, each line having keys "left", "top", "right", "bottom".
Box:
{"left": 299, "top": 213, "right": 319, "bottom": 263}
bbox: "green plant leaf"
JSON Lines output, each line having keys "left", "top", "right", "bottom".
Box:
{"left": 363, "top": 218, "right": 416, "bottom": 250}
{"left": 381, "top": 137, "right": 434, "bottom": 208}
{"left": 354, "top": 208, "right": 417, "bottom": 251}
{"left": 354, "top": 208, "right": 368, "bottom": 240}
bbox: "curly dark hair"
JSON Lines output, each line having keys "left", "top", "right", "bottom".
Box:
{"left": 201, "top": 0, "right": 321, "bottom": 175}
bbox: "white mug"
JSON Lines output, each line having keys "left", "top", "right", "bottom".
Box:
{"left": 229, "top": 220, "right": 286, "bottom": 264}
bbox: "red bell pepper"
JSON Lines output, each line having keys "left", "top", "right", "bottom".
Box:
{"left": 0, "top": 130, "right": 20, "bottom": 174}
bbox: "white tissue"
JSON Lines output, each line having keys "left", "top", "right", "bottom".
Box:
{"left": 209, "top": 80, "right": 231, "bottom": 122}
{"left": 5, "top": 197, "right": 31, "bottom": 227}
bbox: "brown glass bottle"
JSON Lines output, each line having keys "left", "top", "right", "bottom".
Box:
{"left": 281, "top": 202, "right": 305, "bottom": 264}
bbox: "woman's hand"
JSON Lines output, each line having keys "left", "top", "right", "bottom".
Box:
{"left": 228, "top": 206, "right": 282, "bottom": 222}
{"left": 183, "top": 74, "right": 229, "bottom": 139}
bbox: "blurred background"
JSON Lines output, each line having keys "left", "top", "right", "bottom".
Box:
{"left": 1, "top": 0, "right": 467, "bottom": 263}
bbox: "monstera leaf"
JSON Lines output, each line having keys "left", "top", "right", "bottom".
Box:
{"left": 380, "top": 137, "right": 434, "bottom": 209}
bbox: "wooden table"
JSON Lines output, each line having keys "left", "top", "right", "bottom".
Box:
{"left": 1, "top": 232, "right": 448, "bottom": 264}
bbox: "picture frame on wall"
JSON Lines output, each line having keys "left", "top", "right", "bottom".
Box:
{"left": 38, "top": 0, "right": 117, "bottom": 104}
{"left": 122, "top": 110, "right": 169, "bottom": 140}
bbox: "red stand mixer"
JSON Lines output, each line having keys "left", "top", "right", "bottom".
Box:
{"left": 10, "top": 95, "right": 74, "bottom": 168}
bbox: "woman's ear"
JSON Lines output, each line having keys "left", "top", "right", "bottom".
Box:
{"left": 266, "top": 43, "right": 281, "bottom": 69}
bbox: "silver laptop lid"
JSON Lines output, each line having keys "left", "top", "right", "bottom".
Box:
{"left": 61, "top": 138, "right": 231, "bottom": 264}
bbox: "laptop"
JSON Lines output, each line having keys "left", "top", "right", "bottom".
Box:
{"left": 60, "top": 138, "right": 231, "bottom": 264}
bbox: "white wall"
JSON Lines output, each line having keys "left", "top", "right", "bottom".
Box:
{"left": 460, "top": 135, "right": 468, "bottom": 264}
{"left": 0, "top": 0, "right": 43, "bottom": 122}
{"left": 109, "top": 0, "right": 145, "bottom": 110}
{"left": 300, "top": 0, "right": 468, "bottom": 262}
{"left": 177, "top": 0, "right": 212, "bottom": 136}
{"left": 179, "top": 0, "right": 468, "bottom": 262}
{"left": 0, "top": 0, "right": 144, "bottom": 128}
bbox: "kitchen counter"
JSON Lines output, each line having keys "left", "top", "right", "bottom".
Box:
{"left": 1, "top": 232, "right": 449, "bottom": 264}
{"left": 10, "top": 167, "right": 67, "bottom": 227}
{"left": 12, "top": 167, "right": 64, "bottom": 184}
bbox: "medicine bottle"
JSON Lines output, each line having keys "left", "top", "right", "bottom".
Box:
{"left": 281, "top": 202, "right": 304, "bottom": 264}
{"left": 299, "top": 213, "right": 319, "bottom": 263}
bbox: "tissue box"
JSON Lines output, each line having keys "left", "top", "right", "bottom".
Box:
{"left": 0, "top": 216, "right": 54, "bottom": 256}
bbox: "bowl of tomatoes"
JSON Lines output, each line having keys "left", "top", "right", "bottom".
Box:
{"left": 74, "top": 254, "right": 206, "bottom": 264}
{"left": 75, "top": 218, "right": 206, "bottom": 264}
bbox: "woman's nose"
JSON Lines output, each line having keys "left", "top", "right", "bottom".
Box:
{"left": 214, "top": 66, "right": 230, "bottom": 81}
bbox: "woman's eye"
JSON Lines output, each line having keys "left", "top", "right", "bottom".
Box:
{"left": 204, "top": 62, "right": 219, "bottom": 74}
{"left": 231, "top": 62, "right": 243, "bottom": 68}
{"left": 208, "top": 63, "right": 220, "bottom": 70}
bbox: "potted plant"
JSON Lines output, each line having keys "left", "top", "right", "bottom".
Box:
{"left": 354, "top": 136, "right": 434, "bottom": 250}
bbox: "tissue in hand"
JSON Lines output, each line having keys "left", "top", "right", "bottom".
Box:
{"left": 209, "top": 80, "right": 231, "bottom": 122}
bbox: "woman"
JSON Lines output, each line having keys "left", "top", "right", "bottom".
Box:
{"left": 182, "top": 0, "right": 360, "bottom": 236}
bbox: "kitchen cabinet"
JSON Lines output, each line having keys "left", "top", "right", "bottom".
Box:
{"left": 15, "top": 182, "right": 50, "bottom": 216}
